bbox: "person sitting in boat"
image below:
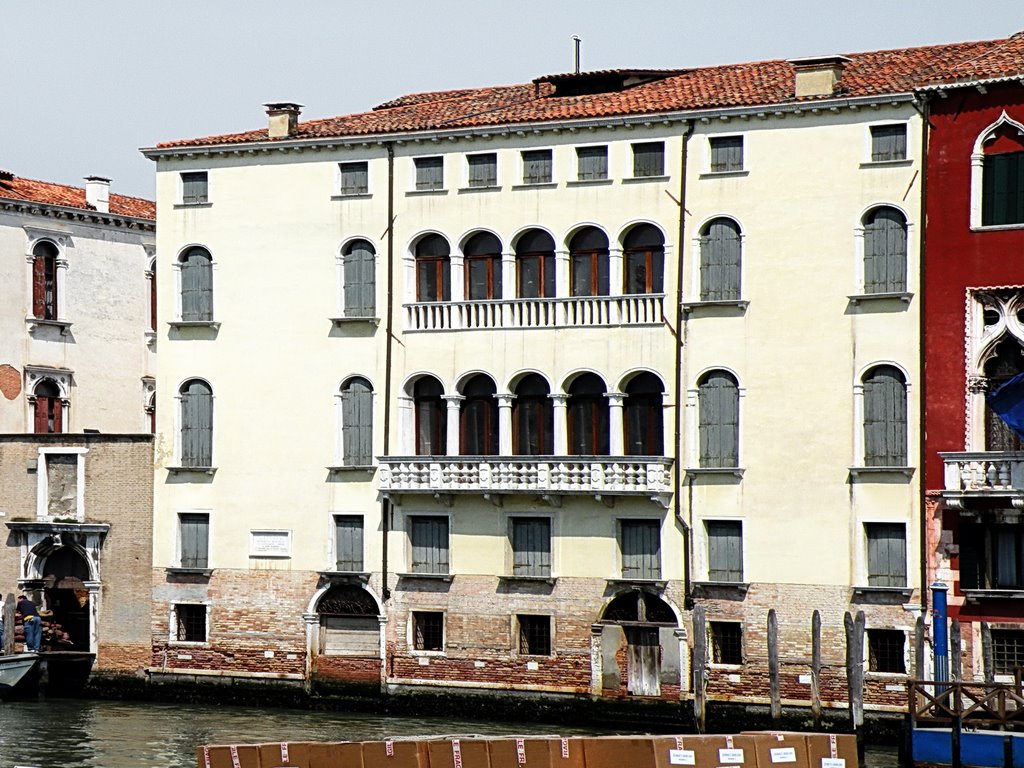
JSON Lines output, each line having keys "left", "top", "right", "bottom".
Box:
{"left": 16, "top": 595, "right": 41, "bottom": 652}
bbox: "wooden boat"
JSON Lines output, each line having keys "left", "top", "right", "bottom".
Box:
{"left": 0, "top": 653, "right": 38, "bottom": 691}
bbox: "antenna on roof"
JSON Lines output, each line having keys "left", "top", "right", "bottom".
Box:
{"left": 572, "top": 35, "right": 581, "bottom": 74}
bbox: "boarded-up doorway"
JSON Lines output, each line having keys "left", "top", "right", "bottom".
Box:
{"left": 625, "top": 626, "right": 661, "bottom": 696}
{"left": 42, "top": 547, "right": 91, "bottom": 651}
{"left": 600, "top": 590, "right": 677, "bottom": 698}
{"left": 313, "top": 585, "right": 381, "bottom": 684}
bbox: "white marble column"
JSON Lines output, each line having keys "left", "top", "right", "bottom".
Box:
{"left": 496, "top": 394, "right": 515, "bottom": 454}
{"left": 551, "top": 394, "right": 569, "bottom": 455}
{"left": 555, "top": 249, "right": 570, "bottom": 298}
{"left": 607, "top": 392, "right": 626, "bottom": 456}
{"left": 443, "top": 395, "right": 464, "bottom": 456}
{"left": 501, "top": 252, "right": 515, "bottom": 300}
{"left": 450, "top": 255, "right": 465, "bottom": 302}
{"left": 608, "top": 246, "right": 624, "bottom": 296}
{"left": 55, "top": 258, "right": 69, "bottom": 319}
{"left": 397, "top": 396, "right": 414, "bottom": 454}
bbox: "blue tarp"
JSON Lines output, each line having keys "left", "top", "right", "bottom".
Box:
{"left": 987, "top": 372, "right": 1024, "bottom": 440}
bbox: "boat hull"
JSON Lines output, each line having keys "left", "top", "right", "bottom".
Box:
{"left": 0, "top": 654, "right": 39, "bottom": 690}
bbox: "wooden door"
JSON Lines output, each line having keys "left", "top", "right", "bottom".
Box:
{"left": 625, "top": 627, "right": 661, "bottom": 696}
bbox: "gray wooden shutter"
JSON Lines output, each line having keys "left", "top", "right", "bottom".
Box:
{"left": 468, "top": 154, "right": 496, "bottom": 187}
{"left": 698, "top": 372, "right": 739, "bottom": 468}
{"left": 577, "top": 147, "right": 608, "bottom": 180}
{"left": 711, "top": 137, "right": 743, "bottom": 172}
{"left": 181, "top": 379, "right": 213, "bottom": 467}
{"left": 699, "top": 220, "right": 741, "bottom": 301}
{"left": 342, "top": 377, "right": 373, "bottom": 466}
{"left": 866, "top": 523, "right": 906, "bottom": 587}
{"left": 864, "top": 208, "right": 906, "bottom": 294}
{"left": 621, "top": 520, "right": 660, "bottom": 580}
{"left": 179, "top": 513, "right": 209, "bottom": 569}
{"left": 411, "top": 516, "right": 448, "bottom": 574}
{"left": 335, "top": 515, "right": 365, "bottom": 572}
{"left": 871, "top": 125, "right": 907, "bottom": 162}
{"left": 707, "top": 521, "right": 743, "bottom": 582}
{"left": 633, "top": 142, "right": 665, "bottom": 177}
{"left": 512, "top": 518, "right": 551, "bottom": 577}
{"left": 182, "top": 172, "right": 208, "bottom": 204}
{"left": 863, "top": 366, "right": 907, "bottom": 467}
{"left": 339, "top": 162, "right": 368, "bottom": 195}
{"left": 343, "top": 242, "right": 376, "bottom": 317}
{"left": 523, "top": 151, "right": 551, "bottom": 184}
{"left": 181, "top": 249, "right": 213, "bottom": 321}
{"left": 416, "top": 157, "right": 443, "bottom": 190}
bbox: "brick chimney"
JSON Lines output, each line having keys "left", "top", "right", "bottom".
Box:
{"left": 787, "top": 55, "right": 851, "bottom": 98}
{"left": 84, "top": 176, "right": 111, "bottom": 213}
{"left": 264, "top": 102, "right": 303, "bottom": 139}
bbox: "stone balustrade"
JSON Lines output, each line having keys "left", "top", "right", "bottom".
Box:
{"left": 404, "top": 294, "right": 664, "bottom": 331}
{"left": 941, "top": 452, "right": 1024, "bottom": 496}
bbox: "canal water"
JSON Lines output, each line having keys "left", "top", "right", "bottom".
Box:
{"left": 0, "top": 699, "right": 900, "bottom": 768}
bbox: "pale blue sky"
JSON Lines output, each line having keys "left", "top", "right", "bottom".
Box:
{"left": 4, "top": 1, "right": 1022, "bottom": 199}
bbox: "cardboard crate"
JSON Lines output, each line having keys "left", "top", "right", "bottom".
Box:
{"left": 581, "top": 736, "right": 660, "bottom": 768}
{"left": 652, "top": 736, "right": 719, "bottom": 768}
{"left": 743, "top": 733, "right": 810, "bottom": 768}
{"left": 197, "top": 744, "right": 263, "bottom": 768}
{"left": 258, "top": 741, "right": 314, "bottom": 768}
{"left": 804, "top": 735, "right": 857, "bottom": 768}
{"left": 362, "top": 739, "right": 429, "bottom": 768}
{"left": 687, "top": 735, "right": 758, "bottom": 768}
{"left": 425, "top": 738, "right": 491, "bottom": 768}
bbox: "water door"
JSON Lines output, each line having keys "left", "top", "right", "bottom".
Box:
{"left": 625, "top": 627, "right": 661, "bottom": 696}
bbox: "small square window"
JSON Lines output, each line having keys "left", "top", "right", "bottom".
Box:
{"left": 178, "top": 512, "right": 209, "bottom": 569}
{"left": 710, "top": 137, "right": 743, "bottom": 173}
{"left": 334, "top": 515, "right": 364, "bottom": 572}
{"left": 632, "top": 142, "right": 665, "bottom": 177}
{"left": 991, "top": 629, "right": 1024, "bottom": 675}
{"left": 576, "top": 146, "right": 608, "bottom": 181}
{"left": 414, "top": 157, "right": 444, "bottom": 191}
{"left": 517, "top": 614, "right": 552, "bottom": 656}
{"left": 181, "top": 172, "right": 208, "bottom": 204}
{"left": 710, "top": 621, "right": 742, "bottom": 665}
{"left": 467, "top": 153, "right": 497, "bottom": 188}
{"left": 707, "top": 521, "right": 743, "bottom": 582}
{"left": 867, "top": 629, "right": 906, "bottom": 673}
{"left": 522, "top": 150, "right": 552, "bottom": 185}
{"left": 339, "top": 162, "right": 368, "bottom": 195}
{"left": 865, "top": 523, "right": 906, "bottom": 587}
{"left": 412, "top": 611, "right": 444, "bottom": 651}
{"left": 174, "top": 603, "right": 207, "bottom": 643}
{"left": 870, "top": 125, "right": 907, "bottom": 162}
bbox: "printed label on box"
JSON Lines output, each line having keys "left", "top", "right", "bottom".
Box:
{"left": 675, "top": 737, "right": 684, "bottom": 751}
{"left": 386, "top": 741, "right": 395, "bottom": 757}
{"left": 719, "top": 748, "right": 745, "bottom": 763}
{"left": 670, "top": 749, "right": 696, "bottom": 765}
{"left": 281, "top": 743, "right": 289, "bottom": 764}
{"left": 203, "top": 746, "right": 211, "bottom": 768}
{"left": 561, "top": 739, "right": 569, "bottom": 759}
{"left": 821, "top": 759, "right": 845, "bottom": 768}
{"left": 725, "top": 736, "right": 735, "bottom": 749}
{"left": 230, "top": 746, "right": 241, "bottom": 768}
{"left": 517, "top": 738, "right": 526, "bottom": 765}
{"left": 770, "top": 748, "right": 797, "bottom": 763}
{"left": 829, "top": 735, "right": 837, "bottom": 760}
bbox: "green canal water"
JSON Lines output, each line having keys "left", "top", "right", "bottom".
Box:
{"left": 0, "top": 699, "right": 900, "bottom": 768}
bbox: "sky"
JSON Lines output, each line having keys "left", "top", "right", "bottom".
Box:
{"left": 4, "top": 1, "right": 1023, "bottom": 200}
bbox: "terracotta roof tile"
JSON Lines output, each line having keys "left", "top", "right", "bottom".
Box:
{"left": 155, "top": 35, "right": 1024, "bottom": 150}
{"left": 0, "top": 171, "right": 155, "bottom": 220}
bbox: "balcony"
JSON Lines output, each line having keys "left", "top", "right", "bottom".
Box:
{"left": 941, "top": 452, "right": 1024, "bottom": 506}
{"left": 404, "top": 294, "right": 664, "bottom": 331}
{"left": 378, "top": 456, "right": 673, "bottom": 506}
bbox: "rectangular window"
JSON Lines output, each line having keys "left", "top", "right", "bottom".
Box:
{"left": 467, "top": 153, "right": 497, "bottom": 188}
{"left": 865, "top": 523, "right": 906, "bottom": 587}
{"left": 522, "top": 150, "right": 552, "bottom": 185}
{"left": 710, "top": 136, "right": 744, "bottom": 173}
{"left": 632, "top": 142, "right": 665, "bottom": 177}
{"left": 517, "top": 615, "right": 552, "bottom": 656}
{"left": 334, "top": 515, "right": 364, "bottom": 572}
{"left": 178, "top": 512, "right": 209, "bottom": 569}
{"left": 511, "top": 517, "right": 551, "bottom": 577}
{"left": 959, "top": 523, "right": 1024, "bottom": 590}
{"left": 412, "top": 611, "right": 444, "bottom": 651}
{"left": 991, "top": 629, "right": 1024, "bottom": 675}
{"left": 174, "top": 603, "right": 207, "bottom": 643}
{"left": 982, "top": 151, "right": 1024, "bottom": 226}
{"left": 620, "top": 519, "right": 661, "bottom": 580}
{"left": 409, "top": 515, "right": 449, "bottom": 575}
{"left": 576, "top": 146, "right": 608, "bottom": 181}
{"left": 870, "top": 125, "right": 907, "bottom": 162}
{"left": 414, "top": 157, "right": 444, "bottom": 191}
{"left": 181, "top": 172, "right": 209, "bottom": 204}
{"left": 707, "top": 521, "right": 743, "bottom": 582}
{"left": 710, "top": 621, "right": 742, "bottom": 665}
{"left": 867, "top": 629, "right": 906, "bottom": 673}
{"left": 339, "top": 162, "right": 369, "bottom": 195}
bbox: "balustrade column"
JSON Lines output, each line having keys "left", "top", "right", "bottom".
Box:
{"left": 607, "top": 392, "right": 626, "bottom": 456}
{"left": 397, "top": 396, "right": 414, "bottom": 454}
{"left": 551, "top": 394, "right": 569, "bottom": 455}
{"left": 443, "top": 395, "right": 464, "bottom": 457}
{"left": 496, "top": 393, "right": 515, "bottom": 454}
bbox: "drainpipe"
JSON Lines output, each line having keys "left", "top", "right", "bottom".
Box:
{"left": 674, "top": 121, "right": 693, "bottom": 606}
{"left": 381, "top": 142, "right": 395, "bottom": 603}
{"left": 915, "top": 95, "right": 931, "bottom": 615}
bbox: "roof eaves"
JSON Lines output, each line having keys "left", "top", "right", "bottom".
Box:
{"left": 0, "top": 195, "right": 156, "bottom": 227}
{"left": 915, "top": 74, "right": 1024, "bottom": 92}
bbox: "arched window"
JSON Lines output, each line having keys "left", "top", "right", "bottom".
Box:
{"left": 698, "top": 370, "right": 739, "bottom": 468}
{"left": 146, "top": 392, "right": 156, "bottom": 435}
{"left": 179, "top": 247, "right": 213, "bottom": 321}
{"left": 624, "top": 373, "right": 664, "bottom": 456}
{"left": 513, "top": 374, "right": 553, "bottom": 455}
{"left": 33, "top": 379, "right": 63, "bottom": 434}
{"left": 342, "top": 240, "right": 376, "bottom": 318}
{"left": 179, "top": 379, "right": 213, "bottom": 467}
{"left": 623, "top": 225, "right": 665, "bottom": 294}
{"left": 567, "top": 373, "right": 609, "bottom": 455}
{"left": 516, "top": 230, "right": 555, "bottom": 299}
{"left": 982, "top": 122, "right": 1024, "bottom": 226}
{"left": 699, "top": 219, "right": 741, "bottom": 301}
{"left": 460, "top": 375, "right": 498, "bottom": 455}
{"left": 31, "top": 241, "right": 59, "bottom": 320}
{"left": 863, "top": 365, "right": 908, "bottom": 466}
{"left": 414, "top": 377, "right": 446, "bottom": 455}
{"left": 863, "top": 207, "right": 907, "bottom": 294}
{"left": 463, "top": 233, "right": 502, "bottom": 301}
{"left": 147, "top": 258, "right": 157, "bottom": 331}
{"left": 569, "top": 228, "right": 609, "bottom": 297}
{"left": 415, "top": 235, "right": 451, "bottom": 302}
{"left": 341, "top": 377, "right": 373, "bottom": 466}
{"left": 985, "top": 338, "right": 1024, "bottom": 451}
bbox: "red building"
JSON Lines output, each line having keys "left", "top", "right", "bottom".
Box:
{"left": 924, "top": 38, "right": 1024, "bottom": 680}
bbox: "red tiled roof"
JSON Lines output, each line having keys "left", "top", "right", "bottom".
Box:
{"left": 155, "top": 34, "right": 1024, "bottom": 150}
{"left": 0, "top": 170, "right": 155, "bottom": 220}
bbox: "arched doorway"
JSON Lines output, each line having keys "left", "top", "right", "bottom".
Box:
{"left": 42, "top": 546, "right": 92, "bottom": 651}
{"left": 599, "top": 590, "right": 677, "bottom": 697}
{"left": 313, "top": 585, "right": 381, "bottom": 685}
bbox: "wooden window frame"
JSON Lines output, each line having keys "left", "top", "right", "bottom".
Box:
{"left": 414, "top": 156, "right": 444, "bottom": 191}
{"left": 333, "top": 514, "right": 365, "bottom": 572}
{"left": 576, "top": 145, "right": 608, "bottom": 181}
{"left": 408, "top": 515, "right": 450, "bottom": 576}
{"left": 338, "top": 161, "right": 369, "bottom": 196}
{"left": 467, "top": 153, "right": 498, "bottom": 188}
{"left": 510, "top": 516, "right": 552, "bottom": 578}
{"left": 177, "top": 512, "right": 210, "bottom": 570}
{"left": 521, "top": 149, "right": 553, "bottom": 185}
{"left": 870, "top": 124, "right": 908, "bottom": 163}
{"left": 516, "top": 614, "right": 553, "bottom": 656}
{"left": 180, "top": 171, "right": 209, "bottom": 205}
{"left": 619, "top": 519, "right": 662, "bottom": 580}
{"left": 709, "top": 136, "right": 744, "bottom": 173}
{"left": 706, "top": 520, "right": 743, "bottom": 582}
{"left": 632, "top": 142, "right": 665, "bottom": 178}
{"left": 411, "top": 610, "right": 444, "bottom": 652}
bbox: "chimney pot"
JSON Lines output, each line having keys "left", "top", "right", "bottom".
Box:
{"left": 264, "top": 102, "right": 303, "bottom": 139}
{"left": 84, "top": 176, "right": 111, "bottom": 213}
{"left": 787, "top": 55, "right": 851, "bottom": 98}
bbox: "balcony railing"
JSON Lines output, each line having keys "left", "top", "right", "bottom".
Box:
{"left": 378, "top": 456, "right": 674, "bottom": 500}
{"left": 404, "top": 294, "right": 665, "bottom": 331}
{"left": 941, "top": 451, "right": 1024, "bottom": 497}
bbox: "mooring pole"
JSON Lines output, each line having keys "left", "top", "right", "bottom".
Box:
{"left": 932, "top": 582, "right": 949, "bottom": 687}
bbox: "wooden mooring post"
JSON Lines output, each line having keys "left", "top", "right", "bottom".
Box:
{"left": 950, "top": 619, "right": 961, "bottom": 681}
{"left": 845, "top": 610, "right": 866, "bottom": 763}
{"left": 692, "top": 604, "right": 706, "bottom": 733}
{"left": 2, "top": 593, "right": 14, "bottom": 655}
{"left": 811, "top": 610, "right": 822, "bottom": 729}
{"left": 768, "top": 608, "right": 780, "bottom": 721}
